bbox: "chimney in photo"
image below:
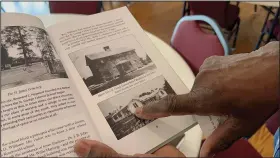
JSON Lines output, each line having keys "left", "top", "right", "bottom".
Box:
{"left": 104, "top": 46, "right": 111, "bottom": 52}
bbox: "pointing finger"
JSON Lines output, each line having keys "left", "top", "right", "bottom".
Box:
{"left": 135, "top": 87, "right": 225, "bottom": 120}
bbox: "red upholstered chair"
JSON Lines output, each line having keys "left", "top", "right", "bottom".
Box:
{"left": 171, "top": 15, "right": 230, "bottom": 75}
{"left": 214, "top": 139, "right": 262, "bottom": 158}
{"left": 265, "top": 109, "right": 279, "bottom": 135}
{"left": 182, "top": 2, "right": 240, "bottom": 49}
{"left": 49, "top": 1, "right": 102, "bottom": 15}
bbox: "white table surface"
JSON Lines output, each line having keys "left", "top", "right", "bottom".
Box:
{"left": 37, "top": 14, "right": 202, "bottom": 157}
{"left": 245, "top": 2, "right": 279, "bottom": 7}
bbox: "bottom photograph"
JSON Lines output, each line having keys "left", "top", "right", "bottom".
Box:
{"left": 98, "top": 75, "right": 176, "bottom": 140}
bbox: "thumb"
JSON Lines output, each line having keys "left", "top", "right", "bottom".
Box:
{"left": 199, "top": 117, "right": 257, "bottom": 157}
{"left": 74, "top": 139, "right": 119, "bottom": 157}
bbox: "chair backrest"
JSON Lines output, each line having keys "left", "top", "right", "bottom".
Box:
{"left": 265, "top": 109, "right": 279, "bottom": 135}
{"left": 49, "top": 1, "right": 101, "bottom": 15}
{"left": 171, "top": 15, "right": 229, "bottom": 75}
{"left": 215, "top": 139, "right": 262, "bottom": 158}
{"left": 188, "top": 2, "right": 229, "bottom": 28}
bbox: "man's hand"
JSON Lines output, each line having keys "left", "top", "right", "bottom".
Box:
{"left": 135, "top": 41, "right": 279, "bottom": 157}
{"left": 74, "top": 139, "right": 186, "bottom": 157}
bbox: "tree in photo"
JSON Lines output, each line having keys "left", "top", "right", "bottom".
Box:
{"left": 35, "top": 28, "right": 55, "bottom": 60}
{"left": 34, "top": 28, "right": 57, "bottom": 73}
{"left": 1, "top": 26, "right": 34, "bottom": 66}
{"left": 1, "top": 45, "right": 12, "bottom": 70}
{"left": 163, "top": 80, "right": 175, "bottom": 94}
{"left": 1, "top": 45, "right": 8, "bottom": 66}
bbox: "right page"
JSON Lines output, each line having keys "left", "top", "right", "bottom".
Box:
{"left": 47, "top": 7, "right": 196, "bottom": 154}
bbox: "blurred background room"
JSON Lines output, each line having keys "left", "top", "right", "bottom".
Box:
{"left": 1, "top": 1, "right": 279, "bottom": 54}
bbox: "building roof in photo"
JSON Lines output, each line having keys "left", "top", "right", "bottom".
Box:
{"left": 109, "top": 88, "right": 165, "bottom": 117}
{"left": 85, "top": 47, "right": 135, "bottom": 61}
{"left": 126, "top": 88, "right": 163, "bottom": 105}
{"left": 111, "top": 105, "right": 129, "bottom": 117}
{"left": 133, "top": 88, "right": 164, "bottom": 102}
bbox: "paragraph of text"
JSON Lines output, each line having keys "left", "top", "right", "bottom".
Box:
{"left": 1, "top": 119, "right": 90, "bottom": 157}
{"left": 1, "top": 86, "right": 76, "bottom": 131}
{"left": 59, "top": 18, "right": 130, "bottom": 51}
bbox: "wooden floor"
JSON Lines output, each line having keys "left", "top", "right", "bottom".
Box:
{"left": 103, "top": 2, "right": 275, "bottom": 54}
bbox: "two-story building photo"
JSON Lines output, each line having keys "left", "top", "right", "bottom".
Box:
{"left": 69, "top": 35, "right": 156, "bottom": 96}
{"left": 81, "top": 46, "right": 156, "bottom": 95}
{"left": 85, "top": 46, "right": 144, "bottom": 83}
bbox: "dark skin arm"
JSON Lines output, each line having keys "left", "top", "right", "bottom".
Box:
{"left": 135, "top": 41, "right": 279, "bottom": 157}
{"left": 74, "top": 41, "right": 279, "bottom": 157}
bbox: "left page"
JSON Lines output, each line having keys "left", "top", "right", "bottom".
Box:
{"left": 1, "top": 13, "right": 101, "bottom": 157}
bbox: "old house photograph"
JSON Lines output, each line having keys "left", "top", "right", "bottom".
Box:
{"left": 98, "top": 76, "right": 176, "bottom": 140}
{"left": 69, "top": 35, "right": 156, "bottom": 95}
{"left": 1, "top": 26, "right": 67, "bottom": 90}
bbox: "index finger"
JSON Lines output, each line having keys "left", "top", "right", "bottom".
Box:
{"left": 135, "top": 87, "right": 226, "bottom": 119}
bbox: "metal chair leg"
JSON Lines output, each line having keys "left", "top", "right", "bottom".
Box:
{"left": 236, "top": 2, "right": 240, "bottom": 7}
{"left": 265, "top": 8, "right": 280, "bottom": 43}
{"left": 99, "top": 1, "right": 104, "bottom": 12}
{"left": 255, "top": 7, "right": 273, "bottom": 50}
{"left": 1, "top": 6, "right": 5, "bottom": 12}
{"left": 182, "top": 1, "right": 187, "bottom": 17}
{"left": 254, "top": 5, "right": 257, "bottom": 12}
{"left": 255, "top": 32, "right": 266, "bottom": 50}
{"left": 255, "top": 7, "right": 279, "bottom": 50}
{"left": 227, "top": 30, "right": 233, "bottom": 41}
{"left": 232, "top": 19, "right": 240, "bottom": 49}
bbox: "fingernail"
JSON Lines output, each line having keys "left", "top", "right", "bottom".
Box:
{"left": 74, "top": 139, "right": 91, "bottom": 157}
{"left": 135, "top": 107, "right": 142, "bottom": 115}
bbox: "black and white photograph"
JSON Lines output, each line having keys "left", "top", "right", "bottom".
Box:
{"left": 69, "top": 35, "right": 156, "bottom": 95}
{"left": 1, "top": 26, "right": 67, "bottom": 90}
{"left": 98, "top": 76, "right": 176, "bottom": 140}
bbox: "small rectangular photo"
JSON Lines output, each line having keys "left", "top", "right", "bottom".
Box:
{"left": 1, "top": 26, "right": 67, "bottom": 90}
{"left": 69, "top": 35, "right": 156, "bottom": 96}
{"left": 98, "top": 75, "right": 176, "bottom": 140}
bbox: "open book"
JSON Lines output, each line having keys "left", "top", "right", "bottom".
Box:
{"left": 1, "top": 7, "right": 204, "bottom": 157}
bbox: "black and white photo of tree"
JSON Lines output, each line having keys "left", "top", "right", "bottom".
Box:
{"left": 1, "top": 26, "right": 67, "bottom": 90}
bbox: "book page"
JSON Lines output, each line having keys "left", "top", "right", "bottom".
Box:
{"left": 1, "top": 13, "right": 100, "bottom": 157}
{"left": 47, "top": 7, "right": 196, "bottom": 154}
{"left": 194, "top": 115, "right": 227, "bottom": 137}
